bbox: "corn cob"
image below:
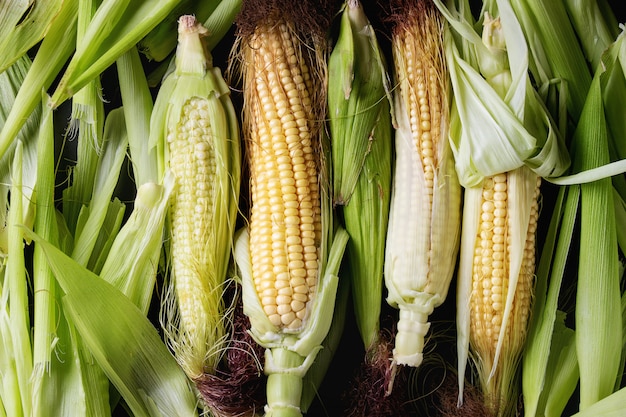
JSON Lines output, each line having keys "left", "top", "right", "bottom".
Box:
{"left": 431, "top": 4, "right": 562, "bottom": 415}
{"left": 384, "top": 0, "right": 461, "bottom": 368}
{"left": 233, "top": 2, "right": 348, "bottom": 415}
{"left": 246, "top": 21, "right": 322, "bottom": 331}
{"left": 152, "top": 15, "right": 241, "bottom": 383}
{"left": 457, "top": 13, "right": 540, "bottom": 416}
{"left": 464, "top": 166, "right": 541, "bottom": 416}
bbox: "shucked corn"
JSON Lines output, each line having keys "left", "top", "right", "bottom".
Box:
{"left": 470, "top": 172, "right": 539, "bottom": 351}
{"left": 245, "top": 21, "right": 322, "bottom": 330}
{"left": 233, "top": 3, "right": 348, "bottom": 416}
{"left": 467, "top": 167, "right": 541, "bottom": 415}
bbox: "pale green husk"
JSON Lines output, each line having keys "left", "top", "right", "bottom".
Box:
{"left": 434, "top": 0, "right": 570, "bottom": 188}
{"left": 27, "top": 231, "right": 200, "bottom": 417}
{"left": 50, "top": 0, "right": 182, "bottom": 107}
{"left": 0, "top": 0, "right": 65, "bottom": 73}
{"left": 328, "top": 0, "right": 392, "bottom": 351}
{"left": 0, "top": 0, "right": 77, "bottom": 160}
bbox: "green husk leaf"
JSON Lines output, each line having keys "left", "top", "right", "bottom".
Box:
{"left": 328, "top": 0, "right": 392, "bottom": 350}
{"left": 138, "top": 0, "right": 222, "bottom": 62}
{"left": 116, "top": 46, "right": 159, "bottom": 186}
{"left": 4, "top": 141, "right": 32, "bottom": 417}
{"left": 522, "top": 185, "right": 579, "bottom": 417}
{"left": 300, "top": 272, "right": 349, "bottom": 413}
{"left": 61, "top": 0, "right": 107, "bottom": 233}
{"left": 0, "top": 55, "right": 40, "bottom": 255}
{"left": 99, "top": 178, "right": 173, "bottom": 313}
{"left": 328, "top": 0, "right": 392, "bottom": 204}
{"left": 31, "top": 94, "right": 60, "bottom": 416}
{"left": 29, "top": 97, "right": 95, "bottom": 417}
{"left": 433, "top": 0, "right": 570, "bottom": 187}
{"left": 26, "top": 231, "right": 200, "bottom": 417}
{"left": 50, "top": 0, "right": 182, "bottom": 107}
{"left": 0, "top": 0, "right": 30, "bottom": 48}
{"left": 573, "top": 73, "right": 621, "bottom": 411}
{"left": 0, "top": 0, "right": 65, "bottom": 73}
{"left": 571, "top": 387, "right": 626, "bottom": 417}
{"left": 0, "top": 285, "right": 23, "bottom": 417}
{"left": 563, "top": 0, "right": 619, "bottom": 72}
{"left": 68, "top": 108, "right": 128, "bottom": 267}
{"left": 0, "top": 0, "right": 77, "bottom": 161}
{"left": 202, "top": 0, "right": 242, "bottom": 52}
{"left": 540, "top": 312, "right": 579, "bottom": 417}
{"left": 85, "top": 201, "right": 126, "bottom": 275}
{"left": 509, "top": 0, "right": 592, "bottom": 124}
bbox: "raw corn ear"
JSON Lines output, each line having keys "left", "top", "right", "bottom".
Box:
{"left": 464, "top": 167, "right": 541, "bottom": 416}
{"left": 385, "top": 0, "right": 461, "bottom": 368}
{"left": 233, "top": 2, "right": 349, "bottom": 415}
{"left": 431, "top": 0, "right": 569, "bottom": 414}
{"left": 152, "top": 15, "right": 241, "bottom": 383}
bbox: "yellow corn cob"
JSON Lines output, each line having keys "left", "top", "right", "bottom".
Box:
{"left": 233, "top": 4, "right": 348, "bottom": 416}
{"left": 385, "top": 0, "right": 461, "bottom": 367}
{"left": 465, "top": 166, "right": 540, "bottom": 416}
{"left": 243, "top": 21, "right": 322, "bottom": 332}
{"left": 154, "top": 16, "right": 241, "bottom": 382}
{"left": 444, "top": 10, "right": 546, "bottom": 417}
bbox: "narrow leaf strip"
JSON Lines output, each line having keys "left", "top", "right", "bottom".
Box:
{"left": 50, "top": 0, "right": 182, "bottom": 107}
{"left": 0, "top": 0, "right": 77, "bottom": 160}
{"left": 31, "top": 94, "right": 60, "bottom": 416}
{"left": 69, "top": 108, "right": 129, "bottom": 267}
{"left": 116, "top": 47, "right": 159, "bottom": 186}
{"left": 522, "top": 185, "right": 579, "bottom": 417}
{"left": 574, "top": 75, "right": 622, "bottom": 409}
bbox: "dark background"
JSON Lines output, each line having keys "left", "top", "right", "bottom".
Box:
{"left": 51, "top": 0, "right": 625, "bottom": 416}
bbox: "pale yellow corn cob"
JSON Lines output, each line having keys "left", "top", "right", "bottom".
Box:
{"left": 243, "top": 21, "right": 322, "bottom": 332}
{"left": 155, "top": 16, "right": 241, "bottom": 382}
{"left": 233, "top": 8, "right": 349, "bottom": 416}
{"left": 467, "top": 167, "right": 540, "bottom": 416}
{"left": 168, "top": 97, "right": 222, "bottom": 352}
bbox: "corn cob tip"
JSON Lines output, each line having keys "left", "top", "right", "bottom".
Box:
{"left": 175, "top": 15, "right": 212, "bottom": 75}
{"left": 235, "top": 0, "right": 335, "bottom": 41}
{"left": 178, "top": 15, "right": 209, "bottom": 37}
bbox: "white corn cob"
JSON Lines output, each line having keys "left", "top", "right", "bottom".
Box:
{"left": 385, "top": 0, "right": 461, "bottom": 367}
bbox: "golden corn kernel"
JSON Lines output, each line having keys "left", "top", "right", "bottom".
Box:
{"left": 243, "top": 22, "right": 322, "bottom": 331}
